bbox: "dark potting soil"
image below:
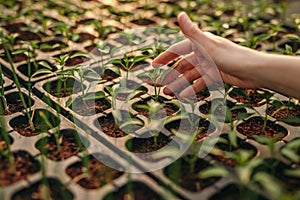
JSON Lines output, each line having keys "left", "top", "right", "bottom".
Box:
{"left": 199, "top": 100, "right": 246, "bottom": 122}
{"left": 164, "top": 155, "right": 219, "bottom": 192}
{"left": 267, "top": 105, "right": 300, "bottom": 126}
{"left": 126, "top": 132, "right": 172, "bottom": 161}
{"left": 133, "top": 96, "right": 179, "bottom": 118}
{"left": 43, "top": 78, "right": 83, "bottom": 98}
{"left": 211, "top": 134, "right": 257, "bottom": 167}
{"left": 76, "top": 32, "right": 96, "bottom": 43}
{"left": 66, "top": 156, "right": 123, "bottom": 189}
{"left": 97, "top": 112, "right": 142, "bottom": 137}
{"left": 255, "top": 158, "right": 300, "bottom": 193}
{"left": 209, "top": 184, "right": 268, "bottom": 200}
{"left": 1, "top": 92, "right": 34, "bottom": 115}
{"left": 229, "top": 88, "right": 266, "bottom": 107}
{"left": 71, "top": 97, "right": 111, "bottom": 116}
{"left": 35, "top": 129, "right": 84, "bottom": 161}
{"left": 164, "top": 116, "right": 215, "bottom": 141}
{"left": 10, "top": 109, "right": 60, "bottom": 137}
{"left": 236, "top": 116, "right": 288, "bottom": 141}
{"left": 0, "top": 150, "right": 40, "bottom": 186}
{"left": 0, "top": 51, "right": 28, "bottom": 63}
{"left": 103, "top": 181, "right": 164, "bottom": 200}
{"left": 12, "top": 178, "right": 74, "bottom": 200}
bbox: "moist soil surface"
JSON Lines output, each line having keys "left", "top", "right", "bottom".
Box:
{"left": 267, "top": 105, "right": 300, "bottom": 126}
{"left": 36, "top": 130, "right": 84, "bottom": 161}
{"left": 165, "top": 116, "right": 215, "bottom": 141}
{"left": 199, "top": 100, "right": 246, "bottom": 122}
{"left": 97, "top": 112, "right": 142, "bottom": 137}
{"left": 211, "top": 134, "right": 257, "bottom": 167}
{"left": 133, "top": 96, "right": 179, "bottom": 118}
{"left": 71, "top": 97, "right": 111, "bottom": 116}
{"left": 0, "top": 150, "right": 40, "bottom": 186}
{"left": 103, "top": 182, "right": 164, "bottom": 200}
{"left": 229, "top": 88, "right": 266, "bottom": 107}
{"left": 126, "top": 133, "right": 172, "bottom": 161}
{"left": 66, "top": 156, "right": 123, "bottom": 189}
{"left": 236, "top": 116, "right": 288, "bottom": 141}
{"left": 164, "top": 155, "right": 219, "bottom": 192}
{"left": 12, "top": 178, "right": 73, "bottom": 200}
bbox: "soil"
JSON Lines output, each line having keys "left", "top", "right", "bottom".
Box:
{"left": 131, "top": 18, "right": 155, "bottom": 26}
{"left": 65, "top": 155, "right": 123, "bottom": 189}
{"left": 71, "top": 96, "right": 111, "bottom": 116}
{"left": 96, "top": 112, "right": 142, "bottom": 137}
{"left": 163, "top": 155, "right": 219, "bottom": 192}
{"left": 10, "top": 109, "right": 60, "bottom": 137}
{"left": 210, "top": 184, "right": 268, "bottom": 200}
{"left": 255, "top": 158, "right": 300, "bottom": 193}
{"left": 0, "top": 150, "right": 40, "bottom": 186}
{"left": 2, "top": 92, "right": 34, "bottom": 115}
{"left": 196, "top": 88, "right": 210, "bottom": 101}
{"left": 17, "top": 60, "right": 56, "bottom": 78}
{"left": 0, "top": 51, "right": 28, "bottom": 63}
{"left": 35, "top": 129, "right": 84, "bottom": 161}
{"left": 165, "top": 115, "right": 215, "bottom": 141}
{"left": 43, "top": 78, "right": 84, "bottom": 98}
{"left": 76, "top": 32, "right": 96, "bottom": 43}
{"left": 229, "top": 88, "right": 266, "bottom": 107}
{"left": 103, "top": 181, "right": 164, "bottom": 200}
{"left": 236, "top": 116, "right": 288, "bottom": 141}
{"left": 16, "top": 31, "right": 42, "bottom": 42}
{"left": 12, "top": 178, "right": 74, "bottom": 200}
{"left": 132, "top": 96, "right": 179, "bottom": 118}
{"left": 126, "top": 132, "right": 172, "bottom": 161}
{"left": 199, "top": 100, "right": 247, "bottom": 122}
{"left": 267, "top": 104, "right": 300, "bottom": 126}
{"left": 211, "top": 134, "right": 257, "bottom": 167}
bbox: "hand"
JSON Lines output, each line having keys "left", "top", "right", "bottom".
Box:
{"left": 152, "top": 12, "right": 262, "bottom": 98}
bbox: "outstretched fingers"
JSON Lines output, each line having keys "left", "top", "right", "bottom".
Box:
{"left": 159, "top": 53, "right": 197, "bottom": 85}
{"left": 152, "top": 39, "right": 193, "bottom": 67}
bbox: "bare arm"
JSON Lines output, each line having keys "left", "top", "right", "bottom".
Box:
{"left": 152, "top": 12, "right": 300, "bottom": 99}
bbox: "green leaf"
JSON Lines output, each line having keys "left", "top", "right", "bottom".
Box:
{"left": 65, "top": 96, "right": 74, "bottom": 108}
{"left": 198, "top": 166, "right": 229, "bottom": 179}
{"left": 281, "top": 148, "right": 299, "bottom": 163}
{"left": 253, "top": 172, "right": 282, "bottom": 198}
{"left": 31, "top": 68, "right": 52, "bottom": 78}
{"left": 228, "top": 130, "right": 238, "bottom": 148}
{"left": 281, "top": 116, "right": 300, "bottom": 124}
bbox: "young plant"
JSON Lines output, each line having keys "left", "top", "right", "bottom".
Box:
{"left": 33, "top": 51, "right": 91, "bottom": 97}
{"left": 0, "top": 63, "right": 8, "bottom": 115}
{"left": 109, "top": 53, "right": 149, "bottom": 87}
{"left": 2, "top": 34, "right": 35, "bottom": 130}
{"left": 199, "top": 157, "right": 283, "bottom": 199}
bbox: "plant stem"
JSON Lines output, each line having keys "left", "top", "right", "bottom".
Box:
{"left": 4, "top": 47, "right": 35, "bottom": 131}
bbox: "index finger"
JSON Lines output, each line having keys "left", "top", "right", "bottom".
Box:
{"left": 152, "top": 39, "right": 193, "bottom": 67}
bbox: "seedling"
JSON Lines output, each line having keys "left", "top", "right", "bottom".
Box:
{"left": 0, "top": 63, "right": 8, "bottom": 115}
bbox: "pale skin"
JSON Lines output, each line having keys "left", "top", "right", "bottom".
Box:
{"left": 152, "top": 12, "right": 300, "bottom": 100}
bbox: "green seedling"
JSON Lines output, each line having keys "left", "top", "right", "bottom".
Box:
{"left": 199, "top": 157, "right": 282, "bottom": 199}
{"left": 2, "top": 34, "right": 35, "bottom": 130}
{"left": 0, "top": 63, "right": 8, "bottom": 115}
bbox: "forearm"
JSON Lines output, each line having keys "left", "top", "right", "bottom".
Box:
{"left": 251, "top": 53, "right": 300, "bottom": 99}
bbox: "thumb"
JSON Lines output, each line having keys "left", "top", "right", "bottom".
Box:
{"left": 178, "top": 12, "right": 207, "bottom": 46}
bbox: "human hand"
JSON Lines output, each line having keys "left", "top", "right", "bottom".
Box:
{"left": 152, "top": 12, "right": 262, "bottom": 98}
